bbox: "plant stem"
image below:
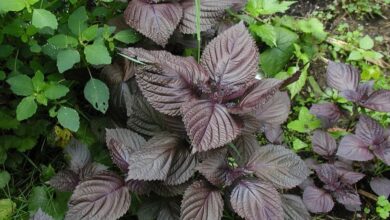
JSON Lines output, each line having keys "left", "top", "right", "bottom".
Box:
{"left": 194, "top": 0, "right": 201, "bottom": 62}
{"left": 358, "top": 189, "right": 378, "bottom": 201}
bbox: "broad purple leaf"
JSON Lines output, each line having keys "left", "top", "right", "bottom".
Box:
{"left": 230, "top": 179, "right": 283, "bottom": 220}
{"left": 299, "top": 177, "right": 315, "bottom": 190}
{"left": 47, "top": 170, "right": 79, "bottom": 192}
{"left": 337, "top": 169, "right": 365, "bottom": 185}
{"left": 355, "top": 115, "right": 384, "bottom": 145}
{"left": 101, "top": 59, "right": 135, "bottom": 85}
{"left": 66, "top": 171, "right": 131, "bottom": 220}
{"left": 341, "top": 90, "right": 363, "bottom": 102}
{"left": 106, "top": 128, "right": 146, "bottom": 172}
{"left": 182, "top": 100, "right": 240, "bottom": 152}
{"left": 138, "top": 199, "right": 180, "bottom": 220}
{"left": 281, "top": 194, "right": 311, "bottom": 220}
{"left": 264, "top": 124, "right": 283, "bottom": 145}
{"left": 251, "top": 92, "right": 290, "bottom": 125}
{"left": 315, "top": 164, "right": 338, "bottom": 185}
{"left": 370, "top": 177, "right": 390, "bottom": 197}
{"left": 231, "top": 134, "right": 259, "bottom": 165}
{"left": 239, "top": 114, "right": 262, "bottom": 134}
{"left": 31, "top": 208, "right": 54, "bottom": 220}
{"left": 333, "top": 188, "right": 361, "bottom": 206}
{"left": 165, "top": 147, "right": 196, "bottom": 185}
{"left": 310, "top": 102, "right": 341, "bottom": 128}
{"left": 126, "top": 132, "right": 181, "bottom": 181}
{"left": 179, "top": 0, "right": 234, "bottom": 34}
{"left": 152, "top": 181, "right": 190, "bottom": 197}
{"left": 196, "top": 151, "right": 230, "bottom": 186}
{"left": 121, "top": 48, "right": 208, "bottom": 116}
{"left": 201, "top": 22, "right": 258, "bottom": 93}
{"left": 124, "top": 0, "right": 182, "bottom": 46}
{"left": 326, "top": 61, "right": 360, "bottom": 92}
{"left": 337, "top": 135, "right": 374, "bottom": 161}
{"left": 361, "top": 90, "right": 390, "bottom": 112}
{"left": 312, "top": 130, "right": 337, "bottom": 157}
{"left": 64, "top": 139, "right": 91, "bottom": 173}
{"left": 373, "top": 143, "right": 390, "bottom": 165}
{"left": 126, "top": 180, "right": 152, "bottom": 195}
{"left": 303, "top": 186, "right": 334, "bottom": 213}
{"left": 181, "top": 180, "right": 223, "bottom": 220}
{"left": 246, "top": 145, "right": 309, "bottom": 189}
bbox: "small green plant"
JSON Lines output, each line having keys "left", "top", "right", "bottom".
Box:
{"left": 376, "top": 196, "right": 390, "bottom": 219}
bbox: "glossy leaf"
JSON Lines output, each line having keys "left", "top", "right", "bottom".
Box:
{"left": 66, "top": 171, "right": 131, "bottom": 220}
{"left": 337, "top": 135, "right": 373, "bottom": 161}
{"left": 312, "top": 130, "right": 337, "bottom": 157}
{"left": 230, "top": 179, "right": 283, "bottom": 220}
{"left": 196, "top": 151, "right": 229, "bottom": 186}
{"left": 124, "top": 0, "right": 182, "bottom": 46}
{"left": 361, "top": 90, "right": 390, "bottom": 112}
{"left": 182, "top": 100, "right": 240, "bottom": 152}
{"left": 47, "top": 170, "right": 79, "bottom": 192}
{"left": 246, "top": 145, "right": 309, "bottom": 189}
{"left": 355, "top": 115, "right": 384, "bottom": 145}
{"left": 303, "top": 186, "right": 334, "bottom": 213}
{"left": 165, "top": 147, "right": 196, "bottom": 185}
{"left": 84, "top": 78, "right": 110, "bottom": 113}
{"left": 310, "top": 103, "right": 341, "bottom": 128}
{"left": 326, "top": 61, "right": 360, "bottom": 92}
{"left": 64, "top": 139, "right": 91, "bottom": 172}
{"left": 181, "top": 180, "right": 223, "bottom": 220}
{"left": 370, "top": 177, "right": 390, "bottom": 197}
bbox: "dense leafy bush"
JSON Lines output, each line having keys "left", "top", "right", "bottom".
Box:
{"left": 1, "top": 0, "right": 389, "bottom": 220}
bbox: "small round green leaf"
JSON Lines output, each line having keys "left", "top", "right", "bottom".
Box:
{"left": 84, "top": 78, "right": 109, "bottom": 113}
{"left": 84, "top": 44, "right": 111, "bottom": 65}
{"left": 0, "top": 171, "right": 10, "bottom": 188}
{"left": 32, "top": 9, "right": 58, "bottom": 30}
{"left": 57, "top": 106, "right": 80, "bottom": 132}
{"left": 16, "top": 96, "right": 37, "bottom": 121}
{"left": 44, "top": 84, "right": 69, "bottom": 100}
{"left": 57, "top": 49, "right": 80, "bottom": 73}
{"left": 113, "top": 29, "right": 141, "bottom": 44}
{"left": 6, "top": 75, "right": 34, "bottom": 96}
{"left": 0, "top": 199, "right": 16, "bottom": 220}
{"left": 359, "top": 35, "right": 374, "bottom": 50}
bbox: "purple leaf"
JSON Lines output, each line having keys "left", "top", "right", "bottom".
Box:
{"left": 126, "top": 180, "right": 152, "bottom": 195}
{"left": 230, "top": 179, "right": 283, "bottom": 220}
{"left": 124, "top": 0, "right": 182, "bottom": 46}
{"left": 355, "top": 115, "right": 384, "bottom": 145}
{"left": 310, "top": 102, "right": 341, "bottom": 128}
{"left": 47, "top": 170, "right": 80, "bottom": 192}
{"left": 31, "top": 208, "right": 54, "bottom": 220}
{"left": 326, "top": 61, "right": 360, "bottom": 92}
{"left": 138, "top": 199, "right": 180, "bottom": 220}
{"left": 341, "top": 90, "right": 363, "bottom": 102}
{"left": 299, "top": 177, "right": 315, "bottom": 190}
{"left": 165, "top": 147, "right": 196, "bottom": 185}
{"left": 361, "top": 90, "right": 390, "bottom": 112}
{"left": 246, "top": 145, "right": 309, "bottom": 189}
{"left": 264, "top": 124, "right": 283, "bottom": 145}
{"left": 126, "top": 132, "right": 180, "bottom": 181}
{"left": 228, "top": 79, "right": 282, "bottom": 114}
{"left": 101, "top": 59, "right": 135, "bottom": 85}
{"left": 182, "top": 100, "right": 240, "bottom": 152}
{"left": 281, "top": 194, "right": 311, "bottom": 220}
{"left": 303, "top": 186, "right": 334, "bottom": 213}
{"left": 181, "top": 180, "right": 223, "bottom": 220}
{"left": 337, "top": 135, "right": 373, "bottom": 161}
{"left": 251, "top": 92, "right": 290, "bottom": 125}
{"left": 312, "top": 130, "right": 337, "bottom": 157}
{"left": 370, "top": 177, "right": 390, "bottom": 197}
{"left": 179, "top": 0, "right": 234, "bottom": 34}
{"left": 336, "top": 169, "right": 365, "bottom": 185}
{"left": 239, "top": 114, "right": 263, "bottom": 134}
{"left": 315, "top": 164, "right": 338, "bottom": 185}
{"left": 78, "top": 162, "right": 108, "bottom": 180}
{"left": 373, "top": 143, "right": 390, "bottom": 165}
{"left": 196, "top": 151, "right": 230, "bottom": 186}
{"left": 200, "top": 22, "right": 258, "bottom": 93}
{"left": 66, "top": 171, "right": 131, "bottom": 220}
{"left": 333, "top": 188, "right": 361, "bottom": 206}
{"left": 64, "top": 139, "right": 91, "bottom": 173}
{"left": 231, "top": 134, "right": 259, "bottom": 165}
{"left": 105, "top": 128, "right": 146, "bottom": 172}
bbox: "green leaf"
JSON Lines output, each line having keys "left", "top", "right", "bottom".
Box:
{"left": 250, "top": 24, "right": 277, "bottom": 47}
{"left": 28, "top": 186, "right": 50, "bottom": 213}
{"left": 32, "top": 71, "right": 46, "bottom": 92}
{"left": 297, "top": 18, "right": 327, "bottom": 41}
{"left": 56, "top": 49, "right": 80, "bottom": 73}
{"left": 288, "top": 64, "right": 308, "bottom": 98}
{"left": 68, "top": 6, "right": 88, "bottom": 36}
{"left": 347, "top": 50, "right": 363, "bottom": 61}
{"left": 81, "top": 24, "right": 99, "bottom": 42}
{"left": 246, "top": 0, "right": 295, "bottom": 16}
{"left": 0, "top": 171, "right": 10, "bottom": 189}
{"left": 32, "top": 9, "right": 58, "bottom": 30}
{"left": 0, "top": 110, "right": 19, "bottom": 129}
{"left": 260, "top": 27, "right": 298, "bottom": 76}
{"left": 361, "top": 64, "right": 381, "bottom": 80}
{"left": 0, "top": 199, "right": 15, "bottom": 220}
{"left": 0, "top": 71, "right": 5, "bottom": 81}
{"left": 57, "top": 106, "right": 80, "bottom": 132}
{"left": 35, "top": 94, "right": 48, "bottom": 106}
{"left": 287, "top": 107, "right": 321, "bottom": 133}
{"left": 359, "top": 35, "right": 374, "bottom": 50}
{"left": 0, "top": 45, "right": 14, "bottom": 58}
{"left": 113, "top": 29, "right": 141, "bottom": 44}
{"left": 44, "top": 84, "right": 69, "bottom": 100}
{"left": 16, "top": 96, "right": 37, "bottom": 121}
{"left": 362, "top": 51, "right": 383, "bottom": 61}
{"left": 6, "top": 75, "right": 34, "bottom": 96}
{"left": 84, "top": 44, "right": 111, "bottom": 65}
{"left": 292, "top": 138, "right": 308, "bottom": 151}
{"left": 0, "top": 0, "right": 25, "bottom": 12}
{"left": 47, "top": 34, "right": 78, "bottom": 49}
{"left": 84, "top": 78, "right": 109, "bottom": 113}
